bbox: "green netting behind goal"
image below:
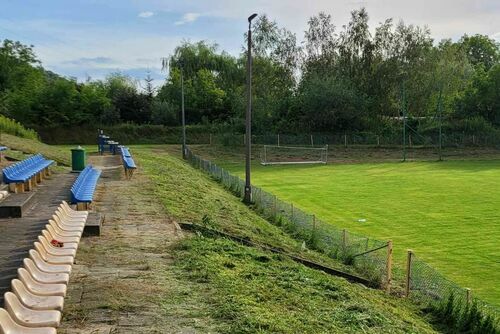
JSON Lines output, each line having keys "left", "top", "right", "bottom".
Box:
{"left": 261, "top": 145, "right": 328, "bottom": 165}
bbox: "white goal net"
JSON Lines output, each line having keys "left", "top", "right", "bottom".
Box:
{"left": 260, "top": 145, "right": 328, "bottom": 165}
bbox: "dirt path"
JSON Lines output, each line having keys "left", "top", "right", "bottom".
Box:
{"left": 59, "top": 155, "right": 186, "bottom": 334}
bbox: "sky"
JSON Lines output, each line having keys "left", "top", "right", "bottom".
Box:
{"left": 1, "top": 0, "right": 499, "bottom": 87}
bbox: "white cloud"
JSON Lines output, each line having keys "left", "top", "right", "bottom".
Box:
{"left": 138, "top": 11, "right": 154, "bottom": 18}
{"left": 174, "top": 12, "right": 201, "bottom": 25}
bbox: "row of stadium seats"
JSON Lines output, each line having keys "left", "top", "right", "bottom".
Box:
{"left": 0, "top": 201, "right": 87, "bottom": 333}
{"left": 120, "top": 147, "right": 136, "bottom": 179}
{"left": 70, "top": 165, "right": 101, "bottom": 210}
{"left": 3, "top": 154, "right": 54, "bottom": 193}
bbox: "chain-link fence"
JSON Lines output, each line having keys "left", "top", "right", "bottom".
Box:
{"left": 407, "top": 252, "right": 499, "bottom": 326}
{"left": 185, "top": 146, "right": 391, "bottom": 287}
{"left": 202, "top": 132, "right": 500, "bottom": 149}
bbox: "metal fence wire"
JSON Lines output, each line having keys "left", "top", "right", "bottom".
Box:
{"left": 185, "top": 146, "right": 390, "bottom": 286}
{"left": 189, "top": 131, "right": 500, "bottom": 149}
{"left": 408, "top": 254, "right": 500, "bottom": 322}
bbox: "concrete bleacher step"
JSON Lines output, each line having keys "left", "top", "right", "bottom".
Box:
{"left": 0, "top": 192, "right": 36, "bottom": 218}
{"left": 83, "top": 212, "right": 103, "bottom": 236}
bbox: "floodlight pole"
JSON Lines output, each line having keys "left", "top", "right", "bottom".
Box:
{"left": 244, "top": 13, "right": 257, "bottom": 204}
{"left": 438, "top": 86, "right": 443, "bottom": 161}
{"left": 181, "top": 68, "right": 187, "bottom": 159}
{"left": 401, "top": 81, "right": 407, "bottom": 162}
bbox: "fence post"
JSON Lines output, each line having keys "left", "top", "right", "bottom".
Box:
{"left": 342, "top": 229, "right": 347, "bottom": 249}
{"left": 409, "top": 134, "right": 412, "bottom": 147}
{"left": 386, "top": 240, "right": 393, "bottom": 293}
{"left": 209, "top": 133, "right": 212, "bottom": 145}
{"left": 344, "top": 134, "right": 347, "bottom": 148}
{"left": 311, "top": 134, "right": 314, "bottom": 147}
{"left": 277, "top": 133, "right": 280, "bottom": 146}
{"left": 405, "top": 249, "right": 413, "bottom": 297}
{"left": 466, "top": 288, "right": 472, "bottom": 304}
{"left": 377, "top": 135, "right": 380, "bottom": 147}
{"left": 312, "top": 214, "right": 316, "bottom": 235}
{"left": 273, "top": 195, "right": 277, "bottom": 218}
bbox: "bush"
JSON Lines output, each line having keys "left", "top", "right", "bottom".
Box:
{"left": 0, "top": 114, "right": 39, "bottom": 140}
{"left": 151, "top": 100, "right": 179, "bottom": 126}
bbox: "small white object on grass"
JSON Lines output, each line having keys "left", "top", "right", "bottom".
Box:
{"left": 357, "top": 218, "right": 367, "bottom": 223}
{"left": 301, "top": 241, "right": 307, "bottom": 250}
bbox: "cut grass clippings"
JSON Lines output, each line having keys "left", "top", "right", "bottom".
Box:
{"left": 135, "top": 147, "right": 440, "bottom": 333}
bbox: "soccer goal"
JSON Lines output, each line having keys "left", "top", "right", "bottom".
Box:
{"left": 260, "top": 145, "right": 328, "bottom": 165}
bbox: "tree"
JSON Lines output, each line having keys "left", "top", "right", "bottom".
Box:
{"left": 151, "top": 100, "right": 179, "bottom": 126}
{"left": 459, "top": 34, "right": 500, "bottom": 70}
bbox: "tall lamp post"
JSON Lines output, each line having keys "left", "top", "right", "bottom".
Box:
{"left": 244, "top": 13, "right": 258, "bottom": 204}
{"left": 181, "top": 67, "right": 187, "bottom": 159}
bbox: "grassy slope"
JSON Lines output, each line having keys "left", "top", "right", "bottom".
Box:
{"left": 193, "top": 145, "right": 500, "bottom": 306}
{"left": 1, "top": 133, "right": 71, "bottom": 165}
{"left": 135, "top": 146, "right": 438, "bottom": 333}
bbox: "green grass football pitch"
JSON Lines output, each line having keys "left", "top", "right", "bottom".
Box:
{"left": 223, "top": 159, "right": 500, "bottom": 306}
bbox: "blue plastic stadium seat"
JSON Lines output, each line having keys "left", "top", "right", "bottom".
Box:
{"left": 70, "top": 165, "right": 101, "bottom": 205}
{"left": 2, "top": 154, "right": 54, "bottom": 184}
{"left": 121, "top": 147, "right": 131, "bottom": 158}
{"left": 120, "top": 147, "right": 136, "bottom": 179}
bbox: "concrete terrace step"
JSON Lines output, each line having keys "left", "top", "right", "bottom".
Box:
{"left": 0, "top": 192, "right": 36, "bottom": 218}
{"left": 0, "top": 172, "right": 77, "bottom": 308}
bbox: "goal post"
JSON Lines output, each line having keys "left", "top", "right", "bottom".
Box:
{"left": 260, "top": 145, "right": 329, "bottom": 165}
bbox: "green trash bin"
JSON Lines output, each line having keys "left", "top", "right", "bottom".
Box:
{"left": 71, "top": 146, "right": 86, "bottom": 172}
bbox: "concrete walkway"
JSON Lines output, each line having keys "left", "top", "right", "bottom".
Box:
{"left": 0, "top": 171, "right": 77, "bottom": 306}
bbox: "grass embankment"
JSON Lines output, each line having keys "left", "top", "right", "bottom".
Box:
{"left": 135, "top": 146, "right": 438, "bottom": 333}
{"left": 0, "top": 133, "right": 70, "bottom": 165}
{"left": 191, "top": 145, "right": 500, "bottom": 307}
{"left": 0, "top": 115, "right": 39, "bottom": 140}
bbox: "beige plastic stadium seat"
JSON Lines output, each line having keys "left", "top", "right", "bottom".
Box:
{"left": 29, "top": 250, "right": 71, "bottom": 274}
{"left": 38, "top": 236, "right": 76, "bottom": 257}
{"left": 61, "top": 202, "right": 88, "bottom": 216}
{"left": 46, "top": 223, "right": 81, "bottom": 238}
{"left": 41, "top": 230, "right": 79, "bottom": 249}
{"left": 52, "top": 214, "right": 84, "bottom": 229}
{"left": 11, "top": 279, "right": 64, "bottom": 311}
{"left": 49, "top": 218, "right": 83, "bottom": 234}
{"left": 55, "top": 210, "right": 86, "bottom": 224}
{"left": 0, "top": 308, "right": 56, "bottom": 334}
{"left": 61, "top": 200, "right": 88, "bottom": 217}
{"left": 4, "top": 292, "right": 61, "bottom": 328}
{"left": 17, "top": 268, "right": 66, "bottom": 297}
{"left": 34, "top": 242, "right": 74, "bottom": 265}
{"left": 23, "top": 258, "right": 69, "bottom": 284}
{"left": 52, "top": 213, "right": 85, "bottom": 227}
{"left": 57, "top": 205, "right": 87, "bottom": 219}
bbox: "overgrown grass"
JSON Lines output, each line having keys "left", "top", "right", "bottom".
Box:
{"left": 0, "top": 115, "right": 39, "bottom": 140}
{"left": 428, "top": 294, "right": 499, "bottom": 334}
{"left": 134, "top": 146, "right": 441, "bottom": 333}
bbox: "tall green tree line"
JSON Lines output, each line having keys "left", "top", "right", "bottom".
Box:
{"left": 1, "top": 8, "right": 499, "bottom": 135}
